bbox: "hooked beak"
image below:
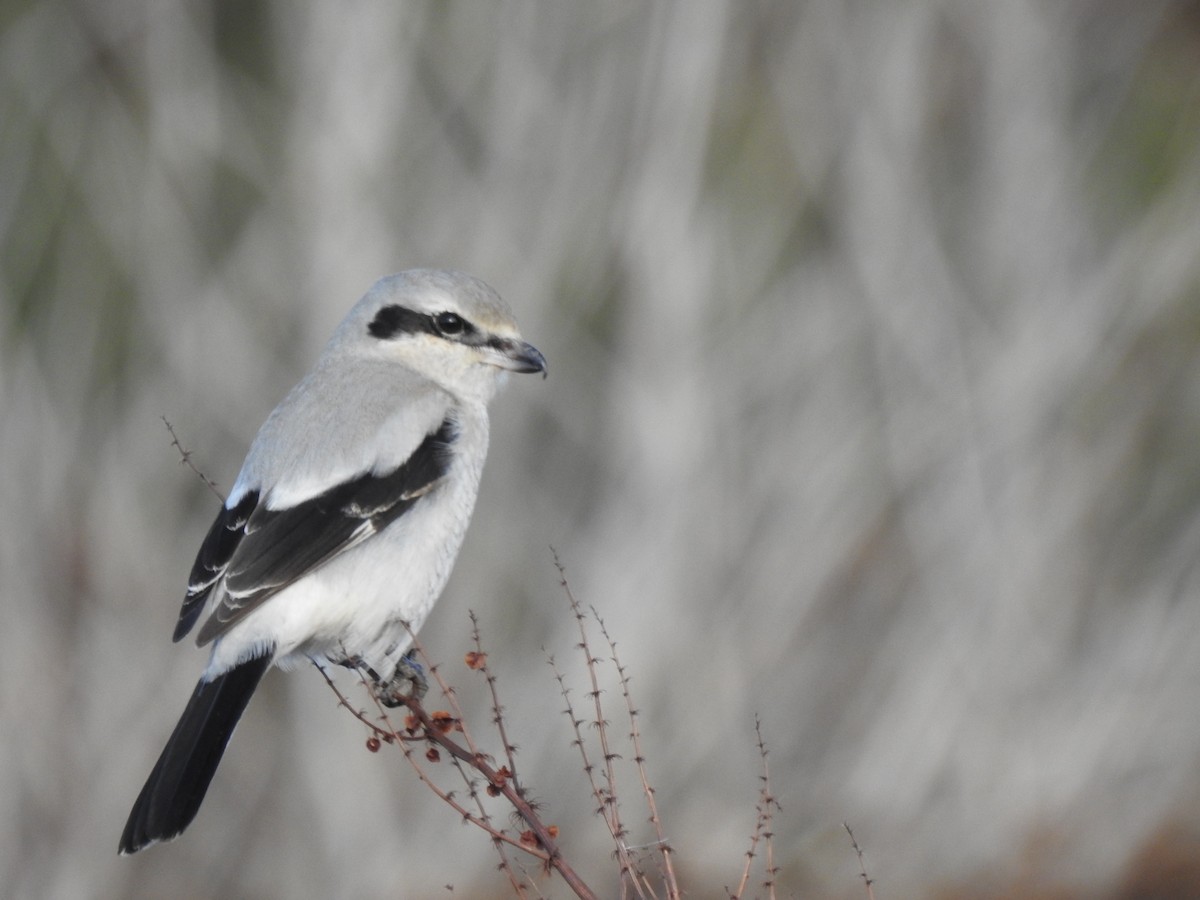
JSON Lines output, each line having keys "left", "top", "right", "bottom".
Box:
{"left": 489, "top": 338, "right": 548, "bottom": 378}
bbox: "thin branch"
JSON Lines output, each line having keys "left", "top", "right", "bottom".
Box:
{"left": 756, "top": 718, "right": 779, "bottom": 899}
{"left": 160, "top": 415, "right": 224, "bottom": 501}
{"left": 547, "top": 653, "right": 605, "bottom": 818}
{"left": 730, "top": 717, "right": 780, "bottom": 900}
{"left": 844, "top": 823, "right": 876, "bottom": 900}
{"left": 412, "top": 625, "right": 529, "bottom": 895}
{"left": 594, "top": 608, "right": 680, "bottom": 899}
{"left": 313, "top": 661, "right": 401, "bottom": 742}
{"left": 468, "top": 610, "right": 523, "bottom": 795}
{"left": 461, "top": 613, "right": 539, "bottom": 893}
{"left": 552, "top": 550, "right": 643, "bottom": 897}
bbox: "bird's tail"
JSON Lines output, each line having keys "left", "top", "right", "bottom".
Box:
{"left": 119, "top": 653, "right": 272, "bottom": 854}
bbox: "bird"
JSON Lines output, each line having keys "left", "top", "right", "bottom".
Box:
{"left": 119, "top": 269, "right": 546, "bottom": 854}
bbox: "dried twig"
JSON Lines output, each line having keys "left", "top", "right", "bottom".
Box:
{"left": 844, "top": 822, "right": 876, "bottom": 900}
{"left": 468, "top": 610, "right": 522, "bottom": 795}
{"left": 730, "top": 717, "right": 780, "bottom": 900}
{"left": 409, "top": 625, "right": 530, "bottom": 895}
{"left": 160, "top": 415, "right": 223, "bottom": 501}
{"left": 551, "top": 551, "right": 645, "bottom": 898}
{"left": 594, "top": 608, "right": 680, "bottom": 899}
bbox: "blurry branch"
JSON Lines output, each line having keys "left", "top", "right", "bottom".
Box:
{"left": 844, "top": 823, "right": 876, "bottom": 900}
{"left": 161, "top": 415, "right": 224, "bottom": 501}
{"left": 595, "top": 603, "right": 679, "bottom": 893}
{"left": 729, "top": 717, "right": 780, "bottom": 900}
{"left": 549, "top": 550, "right": 680, "bottom": 899}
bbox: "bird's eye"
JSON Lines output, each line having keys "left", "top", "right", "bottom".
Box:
{"left": 434, "top": 312, "right": 465, "bottom": 336}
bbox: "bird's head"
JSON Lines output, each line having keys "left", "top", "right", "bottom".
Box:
{"left": 334, "top": 269, "right": 547, "bottom": 402}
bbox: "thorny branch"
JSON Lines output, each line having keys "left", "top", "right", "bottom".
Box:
{"left": 551, "top": 552, "right": 644, "bottom": 898}
{"left": 729, "top": 717, "right": 780, "bottom": 900}
{"left": 844, "top": 823, "right": 876, "bottom": 900}
{"left": 593, "top": 608, "right": 679, "bottom": 898}
{"left": 161, "top": 415, "right": 224, "bottom": 501}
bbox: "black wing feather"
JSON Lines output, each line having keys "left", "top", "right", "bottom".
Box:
{"left": 174, "top": 491, "right": 258, "bottom": 642}
{"left": 184, "top": 417, "right": 457, "bottom": 647}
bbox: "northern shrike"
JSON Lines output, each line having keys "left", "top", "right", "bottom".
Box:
{"left": 119, "top": 269, "right": 546, "bottom": 854}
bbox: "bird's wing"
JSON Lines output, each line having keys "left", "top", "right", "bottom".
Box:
{"left": 173, "top": 490, "right": 258, "bottom": 641}
{"left": 172, "top": 415, "right": 457, "bottom": 646}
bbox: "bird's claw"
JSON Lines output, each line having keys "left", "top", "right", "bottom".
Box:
{"left": 375, "top": 651, "right": 428, "bottom": 707}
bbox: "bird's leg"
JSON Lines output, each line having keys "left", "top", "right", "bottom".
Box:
{"left": 332, "top": 648, "right": 428, "bottom": 707}
{"left": 374, "top": 650, "right": 429, "bottom": 707}
{"left": 335, "top": 654, "right": 383, "bottom": 682}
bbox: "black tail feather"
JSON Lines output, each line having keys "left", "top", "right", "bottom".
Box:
{"left": 119, "top": 654, "right": 271, "bottom": 854}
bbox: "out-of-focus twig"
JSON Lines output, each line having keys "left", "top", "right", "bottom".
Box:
{"left": 161, "top": 415, "right": 224, "bottom": 501}
{"left": 594, "top": 607, "right": 680, "bottom": 898}
{"left": 844, "top": 822, "right": 876, "bottom": 900}
{"left": 730, "top": 717, "right": 780, "bottom": 900}
{"left": 552, "top": 550, "right": 645, "bottom": 898}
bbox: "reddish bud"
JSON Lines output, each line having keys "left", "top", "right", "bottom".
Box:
{"left": 518, "top": 825, "right": 559, "bottom": 849}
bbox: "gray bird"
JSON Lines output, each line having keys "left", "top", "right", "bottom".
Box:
{"left": 120, "top": 269, "right": 546, "bottom": 854}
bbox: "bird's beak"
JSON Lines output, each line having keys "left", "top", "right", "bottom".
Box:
{"left": 489, "top": 338, "right": 548, "bottom": 378}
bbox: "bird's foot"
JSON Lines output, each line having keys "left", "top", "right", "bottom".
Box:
{"left": 375, "top": 651, "right": 429, "bottom": 707}
{"left": 337, "top": 654, "right": 384, "bottom": 683}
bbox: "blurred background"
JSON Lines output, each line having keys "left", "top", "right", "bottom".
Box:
{"left": 3, "top": 1, "right": 1200, "bottom": 897}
